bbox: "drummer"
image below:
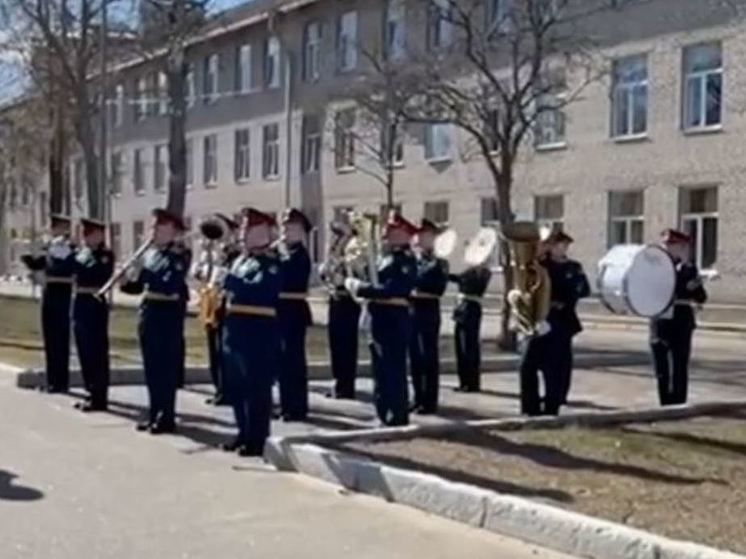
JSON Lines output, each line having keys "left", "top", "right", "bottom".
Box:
{"left": 650, "top": 229, "right": 707, "bottom": 406}
{"left": 542, "top": 231, "right": 590, "bottom": 407}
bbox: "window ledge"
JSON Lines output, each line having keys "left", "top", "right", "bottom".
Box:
{"left": 392, "top": 162, "right": 405, "bottom": 169}
{"left": 683, "top": 125, "right": 723, "bottom": 136}
{"left": 236, "top": 178, "right": 251, "bottom": 185}
{"left": 262, "top": 175, "right": 281, "bottom": 182}
{"left": 336, "top": 166, "right": 357, "bottom": 175}
{"left": 612, "top": 133, "right": 649, "bottom": 144}
{"left": 426, "top": 156, "right": 452, "bottom": 165}
{"left": 204, "top": 182, "right": 218, "bottom": 189}
{"left": 535, "top": 142, "right": 568, "bottom": 153}
{"left": 134, "top": 190, "right": 146, "bottom": 197}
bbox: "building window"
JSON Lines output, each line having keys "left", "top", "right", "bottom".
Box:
{"left": 158, "top": 72, "right": 168, "bottom": 115}
{"left": 203, "top": 134, "right": 218, "bottom": 186}
{"left": 480, "top": 196, "right": 502, "bottom": 270}
{"left": 680, "top": 186, "right": 718, "bottom": 270}
{"left": 427, "top": 0, "right": 453, "bottom": 51}
{"left": 133, "top": 148, "right": 145, "bottom": 194}
{"left": 384, "top": 0, "right": 406, "bottom": 61}
{"left": 186, "top": 64, "right": 195, "bottom": 107}
{"left": 262, "top": 123, "right": 280, "bottom": 179}
{"left": 234, "top": 128, "right": 251, "bottom": 182}
{"left": 153, "top": 144, "right": 167, "bottom": 193}
{"left": 683, "top": 42, "right": 723, "bottom": 130}
{"left": 113, "top": 84, "right": 124, "bottom": 127}
{"left": 110, "top": 223, "right": 121, "bottom": 259}
{"left": 611, "top": 54, "right": 648, "bottom": 138}
{"left": 334, "top": 109, "right": 356, "bottom": 170}
{"left": 303, "top": 21, "right": 322, "bottom": 83}
{"left": 146, "top": 71, "right": 159, "bottom": 116}
{"left": 264, "top": 36, "right": 281, "bottom": 89}
{"left": 132, "top": 220, "right": 145, "bottom": 252}
{"left": 203, "top": 54, "right": 219, "bottom": 104}
{"left": 381, "top": 125, "right": 405, "bottom": 167}
{"left": 486, "top": 0, "right": 510, "bottom": 33}
{"left": 302, "top": 115, "right": 321, "bottom": 174}
{"left": 534, "top": 194, "right": 564, "bottom": 232}
{"left": 337, "top": 11, "right": 358, "bottom": 72}
{"left": 72, "top": 159, "right": 85, "bottom": 201}
{"left": 236, "top": 44, "right": 252, "bottom": 93}
{"left": 109, "top": 151, "right": 124, "bottom": 196}
{"left": 185, "top": 139, "right": 194, "bottom": 189}
{"left": 135, "top": 77, "right": 146, "bottom": 121}
{"left": 424, "top": 123, "right": 452, "bottom": 162}
{"left": 535, "top": 93, "right": 566, "bottom": 148}
{"left": 424, "top": 201, "right": 449, "bottom": 225}
{"left": 608, "top": 190, "right": 644, "bottom": 247}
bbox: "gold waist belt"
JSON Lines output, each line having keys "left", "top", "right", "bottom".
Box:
{"left": 458, "top": 294, "right": 483, "bottom": 304}
{"left": 411, "top": 291, "right": 440, "bottom": 300}
{"left": 75, "top": 287, "right": 100, "bottom": 295}
{"left": 279, "top": 292, "right": 308, "bottom": 301}
{"left": 371, "top": 298, "right": 410, "bottom": 308}
{"left": 226, "top": 303, "right": 277, "bottom": 318}
{"left": 46, "top": 276, "right": 73, "bottom": 285}
{"left": 143, "top": 291, "right": 180, "bottom": 302}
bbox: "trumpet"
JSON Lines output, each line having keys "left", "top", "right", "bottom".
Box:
{"left": 95, "top": 237, "right": 154, "bottom": 299}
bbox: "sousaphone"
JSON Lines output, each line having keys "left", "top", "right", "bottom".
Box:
{"left": 464, "top": 227, "right": 498, "bottom": 267}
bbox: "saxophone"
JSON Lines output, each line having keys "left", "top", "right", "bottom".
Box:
{"left": 502, "top": 222, "right": 552, "bottom": 337}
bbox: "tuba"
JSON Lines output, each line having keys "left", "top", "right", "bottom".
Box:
{"left": 343, "top": 211, "right": 381, "bottom": 330}
{"left": 502, "top": 222, "right": 552, "bottom": 337}
{"left": 319, "top": 221, "right": 353, "bottom": 292}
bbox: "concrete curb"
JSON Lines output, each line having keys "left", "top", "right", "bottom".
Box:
{"left": 266, "top": 442, "right": 744, "bottom": 559}
{"left": 12, "top": 352, "right": 647, "bottom": 390}
{"left": 270, "top": 399, "right": 746, "bottom": 448}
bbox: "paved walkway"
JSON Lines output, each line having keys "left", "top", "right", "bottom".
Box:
{"left": 0, "top": 370, "right": 572, "bottom": 559}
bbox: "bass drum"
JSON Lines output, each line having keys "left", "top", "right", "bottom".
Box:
{"left": 597, "top": 244, "right": 676, "bottom": 318}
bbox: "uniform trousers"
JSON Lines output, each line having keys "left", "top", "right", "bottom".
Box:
{"left": 328, "top": 296, "right": 361, "bottom": 398}
{"left": 369, "top": 305, "right": 410, "bottom": 426}
{"left": 409, "top": 300, "right": 441, "bottom": 412}
{"left": 73, "top": 294, "right": 110, "bottom": 407}
{"left": 41, "top": 285, "right": 72, "bottom": 391}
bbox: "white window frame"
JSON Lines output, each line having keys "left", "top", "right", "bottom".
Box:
{"left": 234, "top": 128, "right": 251, "bottom": 183}
{"left": 607, "top": 190, "right": 644, "bottom": 248}
{"left": 424, "top": 123, "right": 452, "bottom": 162}
{"left": 153, "top": 144, "right": 168, "bottom": 193}
{"left": 186, "top": 65, "right": 195, "bottom": 108}
{"left": 611, "top": 54, "right": 648, "bottom": 139}
{"left": 384, "top": 0, "right": 406, "bottom": 61}
{"left": 204, "top": 54, "right": 219, "bottom": 104}
{"left": 486, "top": 0, "right": 511, "bottom": 35}
{"left": 133, "top": 148, "right": 145, "bottom": 195}
{"left": 334, "top": 109, "right": 356, "bottom": 171}
{"left": 109, "top": 150, "right": 124, "bottom": 196}
{"left": 302, "top": 115, "right": 321, "bottom": 174}
{"left": 262, "top": 123, "right": 280, "bottom": 179}
{"left": 303, "top": 21, "right": 322, "bottom": 83}
{"left": 423, "top": 200, "right": 449, "bottom": 225}
{"left": 428, "top": 0, "right": 453, "bottom": 51}
{"left": 203, "top": 134, "right": 218, "bottom": 187}
{"left": 535, "top": 92, "right": 567, "bottom": 149}
{"left": 185, "top": 138, "right": 194, "bottom": 190}
{"left": 680, "top": 187, "right": 719, "bottom": 271}
{"left": 264, "top": 37, "right": 281, "bottom": 89}
{"left": 113, "top": 84, "right": 124, "bottom": 127}
{"left": 337, "top": 11, "right": 358, "bottom": 72}
{"left": 534, "top": 194, "right": 564, "bottom": 232}
{"left": 237, "top": 44, "right": 253, "bottom": 93}
{"left": 683, "top": 42, "right": 723, "bottom": 132}
{"left": 135, "top": 77, "right": 147, "bottom": 122}
{"left": 158, "top": 72, "right": 168, "bottom": 115}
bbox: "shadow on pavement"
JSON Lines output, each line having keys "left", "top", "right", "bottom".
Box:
{"left": 0, "top": 470, "right": 44, "bottom": 502}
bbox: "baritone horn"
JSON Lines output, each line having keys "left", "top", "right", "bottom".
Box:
{"left": 502, "top": 222, "right": 551, "bottom": 337}
{"left": 196, "top": 214, "right": 234, "bottom": 328}
{"left": 434, "top": 228, "right": 458, "bottom": 259}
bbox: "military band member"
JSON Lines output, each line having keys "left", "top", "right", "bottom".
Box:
{"left": 650, "top": 229, "right": 707, "bottom": 406}
{"left": 21, "top": 214, "right": 76, "bottom": 393}
{"left": 72, "top": 219, "right": 114, "bottom": 412}
{"left": 409, "top": 219, "right": 449, "bottom": 414}
{"left": 543, "top": 231, "right": 590, "bottom": 406}
{"left": 319, "top": 222, "right": 361, "bottom": 400}
{"left": 346, "top": 212, "right": 417, "bottom": 427}
{"left": 449, "top": 264, "right": 492, "bottom": 393}
{"left": 121, "top": 208, "right": 189, "bottom": 434}
{"left": 277, "top": 209, "right": 313, "bottom": 422}
{"left": 220, "top": 208, "right": 281, "bottom": 456}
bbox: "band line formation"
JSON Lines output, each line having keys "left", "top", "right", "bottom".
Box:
{"left": 21, "top": 205, "right": 707, "bottom": 457}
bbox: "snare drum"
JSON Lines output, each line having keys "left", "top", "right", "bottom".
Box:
{"left": 597, "top": 244, "right": 676, "bottom": 318}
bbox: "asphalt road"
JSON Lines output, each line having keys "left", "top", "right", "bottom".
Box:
{"left": 0, "top": 369, "right": 573, "bottom": 559}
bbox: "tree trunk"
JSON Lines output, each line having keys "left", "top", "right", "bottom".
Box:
{"left": 165, "top": 48, "right": 188, "bottom": 218}
{"left": 75, "top": 93, "right": 101, "bottom": 219}
{"left": 495, "top": 158, "right": 517, "bottom": 352}
{"left": 48, "top": 106, "right": 66, "bottom": 216}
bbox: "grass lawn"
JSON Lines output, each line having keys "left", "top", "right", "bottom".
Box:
{"left": 0, "top": 295, "right": 466, "bottom": 369}
{"left": 341, "top": 412, "right": 746, "bottom": 555}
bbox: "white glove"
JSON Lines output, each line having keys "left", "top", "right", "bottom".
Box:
{"left": 344, "top": 277, "right": 363, "bottom": 296}
{"left": 48, "top": 242, "right": 72, "bottom": 260}
{"left": 536, "top": 320, "right": 552, "bottom": 337}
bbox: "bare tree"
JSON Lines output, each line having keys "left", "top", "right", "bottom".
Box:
{"left": 135, "top": 0, "right": 207, "bottom": 218}
{"left": 0, "top": 0, "right": 113, "bottom": 220}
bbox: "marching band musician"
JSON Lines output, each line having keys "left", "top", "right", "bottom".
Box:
{"left": 21, "top": 214, "right": 76, "bottom": 393}
{"left": 449, "top": 262, "right": 492, "bottom": 393}
{"left": 542, "top": 231, "right": 590, "bottom": 406}
{"left": 319, "top": 220, "right": 361, "bottom": 400}
{"left": 120, "top": 208, "right": 189, "bottom": 434}
{"left": 277, "top": 208, "right": 313, "bottom": 422}
{"left": 651, "top": 229, "right": 707, "bottom": 406}
{"left": 345, "top": 212, "right": 417, "bottom": 427}
{"left": 72, "top": 219, "right": 114, "bottom": 412}
{"left": 409, "top": 219, "right": 449, "bottom": 414}
{"left": 219, "top": 208, "right": 281, "bottom": 456}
